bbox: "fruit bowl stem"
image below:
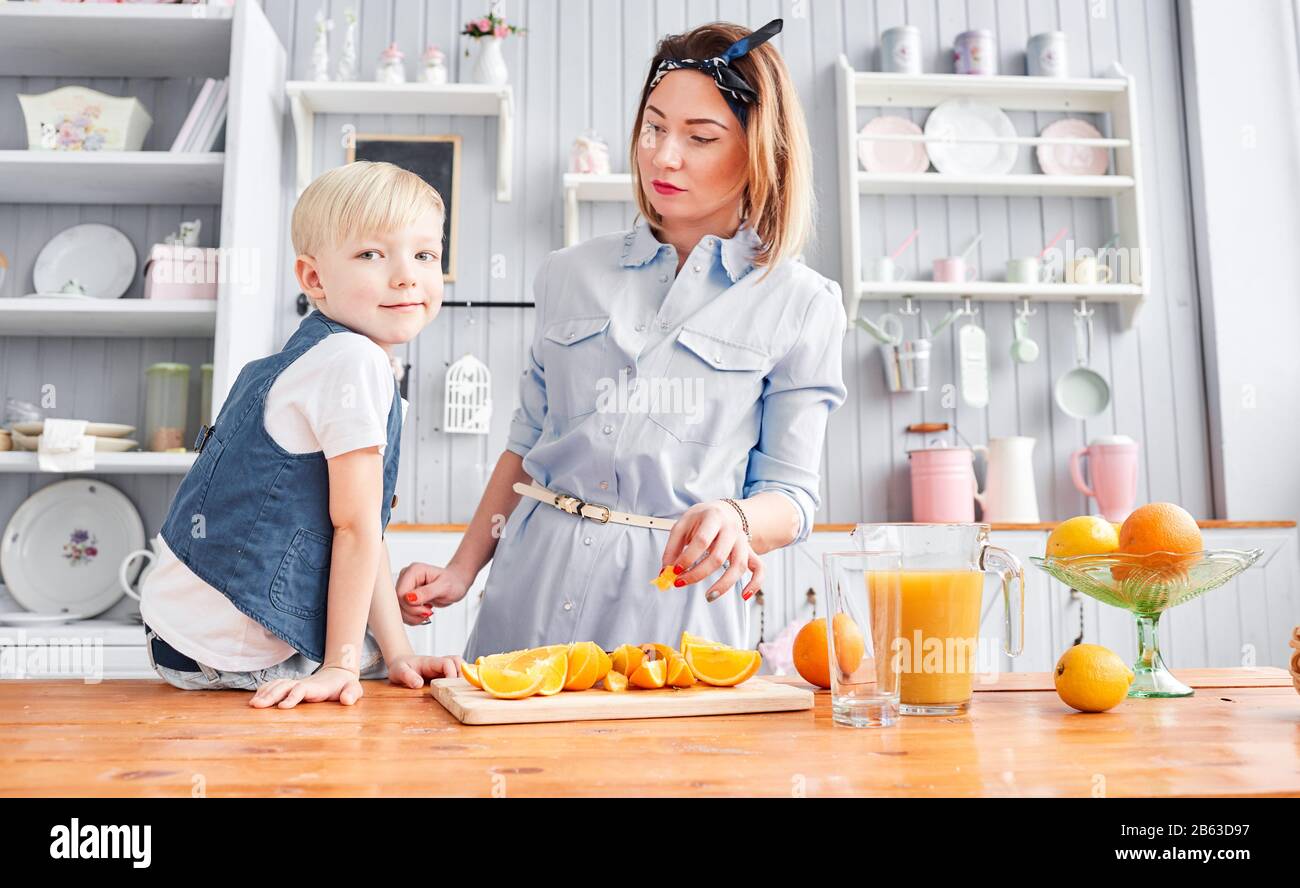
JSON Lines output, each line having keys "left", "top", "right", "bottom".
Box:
{"left": 1131, "top": 612, "right": 1193, "bottom": 697}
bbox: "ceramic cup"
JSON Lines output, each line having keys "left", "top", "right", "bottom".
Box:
{"left": 118, "top": 541, "right": 160, "bottom": 602}
{"left": 1067, "top": 256, "right": 1113, "bottom": 285}
{"left": 1006, "top": 257, "right": 1052, "bottom": 284}
{"left": 868, "top": 256, "right": 910, "bottom": 283}
{"left": 933, "top": 256, "right": 978, "bottom": 283}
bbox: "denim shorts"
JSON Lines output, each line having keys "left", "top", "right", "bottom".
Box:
{"left": 144, "top": 623, "right": 388, "bottom": 691}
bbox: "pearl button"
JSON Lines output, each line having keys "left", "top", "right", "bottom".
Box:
{"left": 635, "top": 322, "right": 646, "bottom": 332}
{"left": 659, "top": 274, "right": 668, "bottom": 283}
{"left": 565, "top": 331, "right": 575, "bottom": 339}
{"left": 563, "top": 600, "right": 573, "bottom": 611}
{"left": 584, "top": 537, "right": 593, "bottom": 546}
{"left": 599, "top": 481, "right": 609, "bottom": 490}
{"left": 624, "top": 365, "right": 633, "bottom": 374}
{"left": 602, "top": 424, "right": 614, "bottom": 435}
{"left": 713, "top": 355, "right": 722, "bottom": 364}
{"left": 693, "top": 264, "right": 702, "bottom": 273}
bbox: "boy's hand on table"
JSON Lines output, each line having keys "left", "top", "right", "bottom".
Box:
{"left": 396, "top": 562, "right": 470, "bottom": 623}
{"left": 386, "top": 653, "right": 463, "bottom": 689}
{"left": 249, "top": 666, "right": 363, "bottom": 709}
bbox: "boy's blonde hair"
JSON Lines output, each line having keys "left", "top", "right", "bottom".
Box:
{"left": 291, "top": 160, "right": 445, "bottom": 258}
{"left": 629, "top": 21, "right": 814, "bottom": 278}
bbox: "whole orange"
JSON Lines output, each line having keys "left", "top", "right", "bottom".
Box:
{"left": 1115, "top": 502, "right": 1202, "bottom": 580}
{"left": 792, "top": 615, "right": 867, "bottom": 689}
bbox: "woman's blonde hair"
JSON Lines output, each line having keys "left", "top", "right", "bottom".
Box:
{"left": 291, "top": 160, "right": 445, "bottom": 258}
{"left": 629, "top": 21, "right": 814, "bottom": 275}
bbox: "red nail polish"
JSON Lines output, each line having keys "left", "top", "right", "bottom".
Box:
{"left": 405, "top": 593, "right": 418, "bottom": 603}
{"left": 743, "top": 590, "right": 754, "bottom": 601}
{"left": 673, "top": 579, "right": 685, "bottom": 587}
{"left": 673, "top": 565, "right": 684, "bottom": 575}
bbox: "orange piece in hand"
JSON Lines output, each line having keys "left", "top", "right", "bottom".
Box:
{"left": 651, "top": 566, "right": 676, "bottom": 591}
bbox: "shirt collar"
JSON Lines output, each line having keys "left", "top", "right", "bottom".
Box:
{"left": 620, "top": 218, "right": 761, "bottom": 283}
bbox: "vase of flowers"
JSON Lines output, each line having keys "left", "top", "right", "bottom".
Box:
{"left": 462, "top": 12, "right": 524, "bottom": 85}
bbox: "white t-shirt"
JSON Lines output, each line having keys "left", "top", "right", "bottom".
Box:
{"left": 140, "top": 333, "right": 407, "bottom": 671}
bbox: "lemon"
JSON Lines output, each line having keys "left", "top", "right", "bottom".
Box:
{"left": 1054, "top": 644, "right": 1134, "bottom": 712}
{"left": 1046, "top": 515, "right": 1120, "bottom": 559}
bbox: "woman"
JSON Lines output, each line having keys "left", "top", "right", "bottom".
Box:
{"left": 397, "top": 19, "right": 847, "bottom": 659}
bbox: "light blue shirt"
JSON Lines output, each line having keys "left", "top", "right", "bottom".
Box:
{"left": 464, "top": 219, "right": 847, "bottom": 660}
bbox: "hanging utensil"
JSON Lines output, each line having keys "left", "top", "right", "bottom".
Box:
{"left": 855, "top": 312, "right": 904, "bottom": 345}
{"left": 1054, "top": 301, "right": 1111, "bottom": 418}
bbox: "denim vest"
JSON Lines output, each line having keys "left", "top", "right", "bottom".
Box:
{"left": 159, "top": 310, "right": 402, "bottom": 662}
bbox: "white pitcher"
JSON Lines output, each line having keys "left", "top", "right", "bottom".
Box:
{"left": 118, "top": 540, "right": 160, "bottom": 602}
{"left": 973, "top": 436, "right": 1040, "bottom": 523}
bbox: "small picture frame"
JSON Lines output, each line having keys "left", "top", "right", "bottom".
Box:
{"left": 346, "top": 133, "right": 461, "bottom": 282}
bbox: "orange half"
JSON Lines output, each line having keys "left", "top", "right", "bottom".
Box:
{"left": 609, "top": 643, "right": 644, "bottom": 678}
{"left": 564, "top": 641, "right": 602, "bottom": 691}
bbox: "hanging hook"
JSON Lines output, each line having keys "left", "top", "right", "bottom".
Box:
{"left": 962, "top": 295, "right": 978, "bottom": 317}
{"left": 1073, "top": 296, "right": 1093, "bottom": 320}
{"left": 898, "top": 294, "right": 919, "bottom": 316}
{"left": 1017, "top": 296, "right": 1037, "bottom": 319}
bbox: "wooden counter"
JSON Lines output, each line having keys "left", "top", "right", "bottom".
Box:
{"left": 1, "top": 669, "right": 1296, "bottom": 797}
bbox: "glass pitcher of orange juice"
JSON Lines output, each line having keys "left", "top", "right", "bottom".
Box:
{"left": 853, "top": 523, "right": 1025, "bottom": 715}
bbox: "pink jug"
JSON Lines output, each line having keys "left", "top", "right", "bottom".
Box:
{"left": 1069, "top": 435, "right": 1140, "bottom": 522}
{"left": 908, "top": 430, "right": 978, "bottom": 522}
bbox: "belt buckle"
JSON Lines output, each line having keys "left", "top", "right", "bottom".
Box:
{"left": 584, "top": 503, "right": 612, "bottom": 524}
{"left": 554, "top": 493, "right": 584, "bottom": 516}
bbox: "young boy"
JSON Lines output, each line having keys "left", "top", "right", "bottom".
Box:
{"left": 141, "top": 161, "right": 460, "bottom": 708}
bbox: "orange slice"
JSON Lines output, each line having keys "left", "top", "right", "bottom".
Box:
{"left": 603, "top": 671, "right": 628, "bottom": 692}
{"left": 563, "top": 641, "right": 602, "bottom": 691}
{"left": 461, "top": 661, "right": 483, "bottom": 690}
{"left": 609, "top": 643, "right": 644, "bottom": 678}
{"left": 629, "top": 658, "right": 667, "bottom": 689}
{"left": 651, "top": 566, "right": 676, "bottom": 590}
{"left": 507, "top": 644, "right": 569, "bottom": 671}
{"left": 685, "top": 646, "right": 761, "bottom": 687}
{"left": 479, "top": 665, "right": 545, "bottom": 699}
{"left": 640, "top": 642, "right": 676, "bottom": 662}
{"left": 680, "top": 631, "right": 727, "bottom": 655}
{"left": 595, "top": 648, "right": 613, "bottom": 682}
{"left": 666, "top": 655, "right": 696, "bottom": 688}
{"left": 530, "top": 650, "right": 569, "bottom": 696}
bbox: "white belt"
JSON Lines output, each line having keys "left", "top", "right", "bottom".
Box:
{"left": 513, "top": 482, "right": 678, "bottom": 532}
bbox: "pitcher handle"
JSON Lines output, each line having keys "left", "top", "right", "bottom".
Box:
{"left": 118, "top": 548, "right": 153, "bottom": 602}
{"left": 1069, "top": 446, "right": 1094, "bottom": 499}
{"left": 981, "top": 544, "right": 1024, "bottom": 657}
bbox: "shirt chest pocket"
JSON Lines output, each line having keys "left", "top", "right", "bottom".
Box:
{"left": 542, "top": 315, "right": 612, "bottom": 421}
{"left": 650, "top": 327, "right": 769, "bottom": 446}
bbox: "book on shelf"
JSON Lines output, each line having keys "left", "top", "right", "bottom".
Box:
{"left": 170, "top": 77, "right": 227, "bottom": 153}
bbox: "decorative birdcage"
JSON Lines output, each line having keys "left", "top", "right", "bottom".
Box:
{"left": 443, "top": 353, "right": 492, "bottom": 435}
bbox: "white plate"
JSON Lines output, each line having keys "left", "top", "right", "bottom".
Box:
{"left": 1037, "top": 118, "right": 1109, "bottom": 175}
{"left": 11, "top": 421, "right": 136, "bottom": 438}
{"left": 0, "top": 612, "right": 89, "bottom": 627}
{"left": 9, "top": 432, "right": 140, "bottom": 453}
{"left": 858, "top": 116, "right": 930, "bottom": 174}
{"left": 33, "top": 223, "right": 137, "bottom": 300}
{"left": 924, "top": 98, "right": 1019, "bottom": 176}
{"left": 0, "top": 479, "right": 144, "bottom": 617}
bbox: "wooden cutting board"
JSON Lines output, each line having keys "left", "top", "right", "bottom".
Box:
{"left": 430, "top": 677, "right": 815, "bottom": 725}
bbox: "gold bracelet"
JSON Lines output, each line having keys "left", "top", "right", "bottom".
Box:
{"left": 721, "top": 497, "right": 751, "bottom": 543}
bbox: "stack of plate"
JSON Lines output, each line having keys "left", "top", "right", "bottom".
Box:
{"left": 9, "top": 421, "right": 139, "bottom": 453}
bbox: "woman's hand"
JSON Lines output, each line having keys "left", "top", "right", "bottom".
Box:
{"left": 249, "top": 666, "right": 362, "bottom": 709}
{"left": 386, "top": 653, "right": 463, "bottom": 689}
{"left": 396, "top": 563, "right": 471, "bottom": 624}
{"left": 661, "top": 501, "right": 763, "bottom": 602}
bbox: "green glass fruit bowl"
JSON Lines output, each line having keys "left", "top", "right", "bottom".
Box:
{"left": 1030, "top": 548, "right": 1263, "bottom": 698}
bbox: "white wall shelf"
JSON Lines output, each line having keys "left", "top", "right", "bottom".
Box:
{"left": 562, "top": 172, "right": 634, "bottom": 246}
{"left": 286, "top": 81, "right": 514, "bottom": 201}
{"left": 0, "top": 452, "right": 197, "bottom": 475}
{"left": 856, "top": 281, "right": 1144, "bottom": 303}
{"left": 0, "top": 2, "right": 234, "bottom": 79}
{"left": 856, "top": 171, "right": 1135, "bottom": 198}
{"left": 0, "top": 298, "right": 217, "bottom": 338}
{"left": 836, "top": 57, "right": 1151, "bottom": 330}
{"left": 0, "top": 151, "right": 225, "bottom": 206}
{"left": 0, "top": 2, "right": 286, "bottom": 482}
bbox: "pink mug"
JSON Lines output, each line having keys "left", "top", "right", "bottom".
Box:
{"left": 933, "top": 256, "right": 978, "bottom": 283}
{"left": 909, "top": 446, "right": 978, "bottom": 522}
{"left": 1069, "top": 435, "right": 1139, "bottom": 523}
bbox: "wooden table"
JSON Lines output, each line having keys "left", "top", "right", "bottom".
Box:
{"left": 1, "top": 669, "right": 1296, "bottom": 797}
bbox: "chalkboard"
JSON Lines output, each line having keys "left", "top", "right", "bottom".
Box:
{"left": 346, "top": 134, "right": 460, "bottom": 282}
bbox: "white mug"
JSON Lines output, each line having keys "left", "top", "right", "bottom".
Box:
{"left": 1006, "top": 257, "right": 1052, "bottom": 284}
{"left": 868, "top": 256, "right": 910, "bottom": 283}
{"left": 1068, "top": 256, "right": 1112, "bottom": 285}
{"left": 118, "top": 541, "right": 159, "bottom": 602}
